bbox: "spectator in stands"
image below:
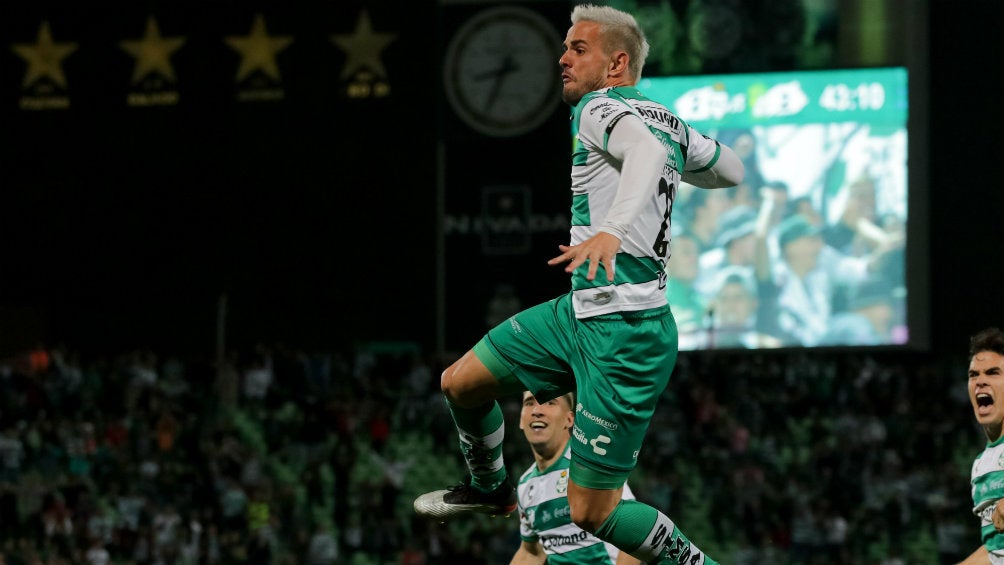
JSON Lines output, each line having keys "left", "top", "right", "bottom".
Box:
{"left": 242, "top": 346, "right": 274, "bottom": 411}
{"left": 677, "top": 184, "right": 732, "bottom": 253}
{"left": 0, "top": 338, "right": 984, "bottom": 565}
{"left": 819, "top": 275, "right": 904, "bottom": 346}
{"left": 0, "top": 427, "right": 25, "bottom": 485}
{"left": 695, "top": 205, "right": 758, "bottom": 299}
{"left": 771, "top": 213, "right": 872, "bottom": 346}
{"left": 664, "top": 226, "right": 708, "bottom": 350}
{"left": 706, "top": 267, "right": 783, "bottom": 349}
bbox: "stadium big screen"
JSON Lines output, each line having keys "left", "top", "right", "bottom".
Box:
{"left": 637, "top": 67, "right": 912, "bottom": 351}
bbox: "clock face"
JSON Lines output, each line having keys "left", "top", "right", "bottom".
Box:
{"left": 443, "top": 6, "right": 563, "bottom": 138}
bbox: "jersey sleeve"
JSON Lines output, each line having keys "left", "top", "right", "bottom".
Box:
{"left": 516, "top": 478, "right": 539, "bottom": 543}
{"left": 519, "top": 505, "right": 538, "bottom": 542}
{"left": 682, "top": 125, "right": 722, "bottom": 172}
{"left": 575, "top": 95, "right": 639, "bottom": 154}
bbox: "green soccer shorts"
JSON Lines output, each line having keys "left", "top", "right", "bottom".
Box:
{"left": 473, "top": 292, "right": 678, "bottom": 489}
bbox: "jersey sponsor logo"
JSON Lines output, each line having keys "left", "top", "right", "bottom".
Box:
{"left": 662, "top": 149, "right": 681, "bottom": 174}
{"left": 635, "top": 104, "right": 681, "bottom": 134}
{"left": 541, "top": 530, "right": 588, "bottom": 551}
{"left": 664, "top": 534, "right": 702, "bottom": 565}
{"left": 980, "top": 505, "right": 996, "bottom": 522}
{"left": 572, "top": 426, "right": 588, "bottom": 445}
{"left": 588, "top": 101, "right": 614, "bottom": 116}
{"left": 587, "top": 100, "right": 623, "bottom": 122}
{"left": 592, "top": 291, "right": 612, "bottom": 305}
{"left": 510, "top": 317, "right": 523, "bottom": 334}
{"left": 538, "top": 504, "right": 570, "bottom": 526}
{"left": 649, "top": 523, "right": 669, "bottom": 553}
{"left": 576, "top": 404, "right": 619, "bottom": 430}
{"left": 589, "top": 435, "right": 611, "bottom": 456}
{"left": 974, "top": 475, "right": 1004, "bottom": 501}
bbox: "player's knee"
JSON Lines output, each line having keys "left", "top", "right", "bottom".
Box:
{"left": 440, "top": 352, "right": 500, "bottom": 408}
{"left": 440, "top": 363, "right": 482, "bottom": 408}
{"left": 440, "top": 365, "right": 459, "bottom": 400}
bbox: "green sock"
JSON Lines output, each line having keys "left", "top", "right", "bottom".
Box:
{"left": 446, "top": 396, "right": 507, "bottom": 492}
{"left": 594, "top": 500, "right": 719, "bottom": 565}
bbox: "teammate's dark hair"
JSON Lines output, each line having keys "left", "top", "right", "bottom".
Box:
{"left": 970, "top": 327, "right": 1004, "bottom": 360}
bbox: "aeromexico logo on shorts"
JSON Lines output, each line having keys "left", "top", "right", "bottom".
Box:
{"left": 576, "top": 403, "right": 618, "bottom": 430}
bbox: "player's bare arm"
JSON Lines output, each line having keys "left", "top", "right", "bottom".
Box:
{"left": 509, "top": 540, "right": 547, "bottom": 565}
{"left": 956, "top": 544, "right": 990, "bottom": 565}
{"left": 616, "top": 550, "right": 643, "bottom": 565}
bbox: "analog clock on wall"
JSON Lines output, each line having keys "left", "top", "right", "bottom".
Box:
{"left": 442, "top": 5, "right": 563, "bottom": 138}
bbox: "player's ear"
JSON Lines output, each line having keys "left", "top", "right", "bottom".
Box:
{"left": 609, "top": 52, "right": 628, "bottom": 76}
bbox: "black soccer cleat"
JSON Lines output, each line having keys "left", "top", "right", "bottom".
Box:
{"left": 413, "top": 476, "right": 517, "bottom": 522}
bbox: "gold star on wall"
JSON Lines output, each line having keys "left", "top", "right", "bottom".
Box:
{"left": 225, "top": 13, "right": 293, "bottom": 82}
{"left": 11, "top": 21, "right": 78, "bottom": 89}
{"left": 119, "top": 17, "right": 186, "bottom": 84}
{"left": 331, "top": 10, "right": 396, "bottom": 80}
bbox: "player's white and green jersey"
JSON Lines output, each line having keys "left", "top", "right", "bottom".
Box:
{"left": 517, "top": 447, "right": 635, "bottom": 564}
{"left": 971, "top": 436, "right": 1004, "bottom": 563}
{"left": 569, "top": 85, "right": 723, "bottom": 318}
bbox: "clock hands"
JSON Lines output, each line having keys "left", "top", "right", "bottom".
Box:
{"left": 443, "top": 6, "right": 562, "bottom": 136}
{"left": 473, "top": 54, "right": 518, "bottom": 114}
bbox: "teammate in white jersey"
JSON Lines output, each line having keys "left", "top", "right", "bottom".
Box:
{"left": 415, "top": 5, "right": 742, "bottom": 565}
{"left": 959, "top": 327, "right": 1004, "bottom": 565}
{"left": 511, "top": 391, "right": 640, "bottom": 565}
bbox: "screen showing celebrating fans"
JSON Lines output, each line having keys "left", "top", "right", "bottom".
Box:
{"left": 638, "top": 67, "right": 910, "bottom": 350}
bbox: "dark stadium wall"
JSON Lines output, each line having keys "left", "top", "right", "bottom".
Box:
{"left": 927, "top": 0, "right": 1004, "bottom": 354}
{"left": 0, "top": 1, "right": 440, "bottom": 355}
{"left": 0, "top": 0, "right": 1001, "bottom": 359}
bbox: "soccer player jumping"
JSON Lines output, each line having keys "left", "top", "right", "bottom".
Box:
{"left": 415, "top": 5, "right": 744, "bottom": 565}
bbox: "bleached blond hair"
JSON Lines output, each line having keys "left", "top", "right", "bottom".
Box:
{"left": 571, "top": 3, "right": 650, "bottom": 80}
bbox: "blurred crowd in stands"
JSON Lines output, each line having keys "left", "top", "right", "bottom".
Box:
{"left": 0, "top": 340, "right": 982, "bottom": 565}
{"left": 666, "top": 167, "right": 911, "bottom": 353}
